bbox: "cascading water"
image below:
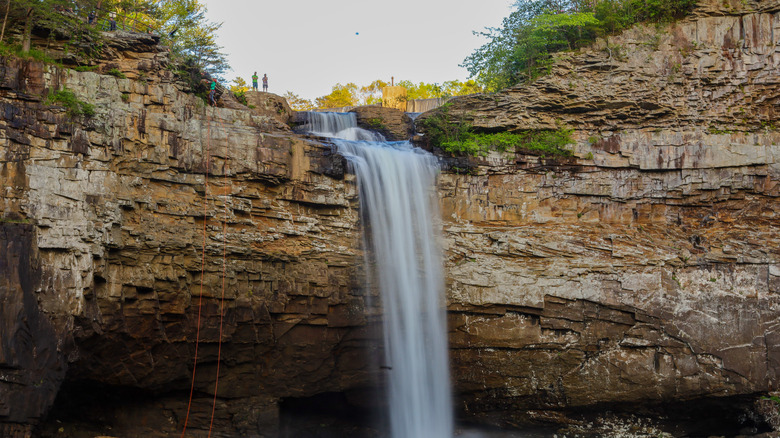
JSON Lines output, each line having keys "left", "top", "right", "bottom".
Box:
{"left": 302, "top": 112, "right": 453, "bottom": 438}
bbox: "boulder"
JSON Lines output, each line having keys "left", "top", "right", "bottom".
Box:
{"left": 351, "top": 105, "right": 414, "bottom": 141}
{"left": 245, "top": 91, "right": 294, "bottom": 126}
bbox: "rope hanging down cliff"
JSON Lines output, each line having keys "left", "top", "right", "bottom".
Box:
{"left": 209, "top": 116, "right": 231, "bottom": 436}
{"left": 180, "top": 109, "right": 231, "bottom": 438}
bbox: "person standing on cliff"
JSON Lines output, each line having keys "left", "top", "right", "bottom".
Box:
{"left": 262, "top": 74, "right": 268, "bottom": 92}
{"left": 252, "top": 72, "right": 259, "bottom": 91}
{"left": 109, "top": 11, "right": 117, "bottom": 31}
{"left": 209, "top": 78, "right": 217, "bottom": 106}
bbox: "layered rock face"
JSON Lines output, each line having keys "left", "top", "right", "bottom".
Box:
{"left": 0, "top": 0, "right": 779, "bottom": 436}
{"left": 1, "top": 51, "right": 379, "bottom": 437}
{"left": 351, "top": 105, "right": 414, "bottom": 141}
{"left": 424, "top": 0, "right": 780, "bottom": 427}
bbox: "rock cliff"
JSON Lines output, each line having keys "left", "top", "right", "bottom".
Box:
{"left": 423, "top": 0, "right": 780, "bottom": 428}
{"left": 1, "top": 49, "right": 374, "bottom": 437}
{"left": 0, "top": 0, "right": 778, "bottom": 436}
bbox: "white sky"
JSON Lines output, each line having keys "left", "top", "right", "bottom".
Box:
{"left": 200, "top": 0, "right": 515, "bottom": 101}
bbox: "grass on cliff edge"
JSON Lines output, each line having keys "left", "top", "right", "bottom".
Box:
{"left": 45, "top": 89, "right": 95, "bottom": 118}
{"left": 0, "top": 42, "right": 62, "bottom": 66}
{"left": 463, "top": 0, "right": 698, "bottom": 91}
{"left": 418, "top": 103, "right": 574, "bottom": 157}
{"left": 441, "top": 130, "right": 575, "bottom": 157}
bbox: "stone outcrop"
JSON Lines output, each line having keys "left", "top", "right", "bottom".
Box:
{"left": 1, "top": 52, "right": 374, "bottom": 437}
{"left": 418, "top": 0, "right": 780, "bottom": 428}
{"left": 352, "top": 105, "right": 413, "bottom": 141}
{"left": 0, "top": 0, "right": 779, "bottom": 436}
{"left": 245, "top": 90, "right": 294, "bottom": 125}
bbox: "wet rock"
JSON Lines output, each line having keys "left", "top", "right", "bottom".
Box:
{"left": 351, "top": 105, "right": 414, "bottom": 141}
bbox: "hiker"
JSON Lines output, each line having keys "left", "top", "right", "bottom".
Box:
{"left": 88, "top": 10, "right": 96, "bottom": 25}
{"left": 209, "top": 78, "right": 217, "bottom": 106}
{"left": 109, "top": 11, "right": 117, "bottom": 31}
{"left": 262, "top": 74, "right": 268, "bottom": 92}
{"left": 252, "top": 72, "right": 258, "bottom": 91}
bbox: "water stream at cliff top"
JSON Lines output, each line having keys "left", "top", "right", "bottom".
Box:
{"left": 302, "top": 112, "right": 453, "bottom": 438}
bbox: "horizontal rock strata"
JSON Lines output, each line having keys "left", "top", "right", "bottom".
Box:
{"left": 421, "top": 0, "right": 780, "bottom": 427}
{"left": 0, "top": 1, "right": 779, "bottom": 435}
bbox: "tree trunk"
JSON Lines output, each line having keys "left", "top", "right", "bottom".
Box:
{"left": 0, "top": 0, "right": 10, "bottom": 44}
{"left": 22, "top": 8, "right": 33, "bottom": 53}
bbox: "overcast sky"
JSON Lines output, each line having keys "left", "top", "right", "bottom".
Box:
{"left": 200, "top": 0, "right": 516, "bottom": 101}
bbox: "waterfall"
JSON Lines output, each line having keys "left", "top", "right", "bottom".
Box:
{"left": 303, "top": 112, "right": 453, "bottom": 438}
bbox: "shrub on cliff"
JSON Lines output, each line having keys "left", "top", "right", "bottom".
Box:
{"left": 46, "top": 88, "right": 95, "bottom": 117}
{"left": 438, "top": 130, "right": 574, "bottom": 157}
{"left": 418, "top": 103, "right": 573, "bottom": 157}
{"left": 0, "top": 0, "right": 104, "bottom": 62}
{"left": 463, "top": 0, "right": 697, "bottom": 91}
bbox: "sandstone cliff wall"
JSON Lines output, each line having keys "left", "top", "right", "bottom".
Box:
{"left": 0, "top": 0, "right": 779, "bottom": 435}
{"left": 0, "top": 54, "right": 377, "bottom": 437}
{"left": 427, "top": 0, "right": 780, "bottom": 426}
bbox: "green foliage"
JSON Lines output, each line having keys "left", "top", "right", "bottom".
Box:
{"left": 761, "top": 395, "right": 780, "bottom": 410}
{"left": 120, "top": 92, "right": 129, "bottom": 102}
{"left": 359, "top": 79, "right": 388, "bottom": 105}
{"left": 156, "top": 0, "right": 229, "bottom": 79}
{"left": 230, "top": 76, "right": 249, "bottom": 106}
{"left": 416, "top": 103, "right": 472, "bottom": 149}
{"left": 0, "top": 217, "right": 31, "bottom": 224}
{"left": 106, "top": 67, "right": 126, "bottom": 79}
{"left": 1, "top": 0, "right": 108, "bottom": 61}
{"left": 442, "top": 129, "right": 575, "bottom": 157}
{"left": 462, "top": 0, "right": 697, "bottom": 91}
{"left": 46, "top": 88, "right": 95, "bottom": 117}
{"left": 364, "top": 118, "right": 387, "bottom": 131}
{"left": 315, "top": 82, "right": 359, "bottom": 109}
{"left": 285, "top": 78, "right": 483, "bottom": 111}
{"left": 707, "top": 126, "right": 735, "bottom": 135}
{"left": 419, "top": 105, "right": 573, "bottom": 157}
{"left": 0, "top": 41, "right": 60, "bottom": 64}
{"left": 396, "top": 79, "right": 483, "bottom": 99}
{"left": 283, "top": 91, "right": 315, "bottom": 111}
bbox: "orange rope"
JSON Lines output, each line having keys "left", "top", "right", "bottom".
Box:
{"left": 180, "top": 112, "right": 211, "bottom": 438}
{"left": 208, "top": 117, "right": 230, "bottom": 437}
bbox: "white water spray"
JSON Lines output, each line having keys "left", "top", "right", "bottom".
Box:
{"left": 303, "top": 112, "right": 453, "bottom": 438}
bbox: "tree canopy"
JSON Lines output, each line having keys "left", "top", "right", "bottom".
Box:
{"left": 0, "top": 0, "right": 229, "bottom": 79}
{"left": 314, "top": 82, "right": 359, "bottom": 109}
{"left": 283, "top": 78, "right": 484, "bottom": 110}
{"left": 154, "top": 0, "right": 228, "bottom": 78}
{"left": 462, "top": 0, "right": 697, "bottom": 92}
{"left": 397, "top": 79, "right": 482, "bottom": 100}
{"left": 283, "top": 91, "right": 315, "bottom": 111}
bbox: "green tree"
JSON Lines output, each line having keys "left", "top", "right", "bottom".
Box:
{"left": 394, "top": 80, "right": 481, "bottom": 99}
{"left": 0, "top": 0, "right": 76, "bottom": 51}
{"left": 315, "top": 82, "right": 358, "bottom": 109}
{"left": 441, "top": 79, "right": 483, "bottom": 96}
{"left": 463, "top": 0, "right": 696, "bottom": 91}
{"left": 230, "top": 76, "right": 248, "bottom": 94}
{"left": 396, "top": 80, "right": 444, "bottom": 99}
{"left": 358, "top": 79, "right": 387, "bottom": 105}
{"left": 462, "top": 0, "right": 601, "bottom": 91}
{"left": 229, "top": 76, "right": 249, "bottom": 105}
{"left": 283, "top": 91, "right": 315, "bottom": 111}
{"left": 155, "top": 0, "right": 228, "bottom": 78}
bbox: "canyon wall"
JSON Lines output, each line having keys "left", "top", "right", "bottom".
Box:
{"left": 1, "top": 50, "right": 378, "bottom": 437}
{"left": 0, "top": 0, "right": 778, "bottom": 436}
{"left": 429, "top": 0, "right": 780, "bottom": 427}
